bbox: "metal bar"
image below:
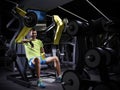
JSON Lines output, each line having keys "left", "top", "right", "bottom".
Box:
{"left": 58, "top": 6, "right": 88, "bottom": 22}
{"left": 86, "top": 0, "right": 112, "bottom": 22}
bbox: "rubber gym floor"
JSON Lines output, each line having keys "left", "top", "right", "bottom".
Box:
{"left": 0, "top": 67, "right": 64, "bottom": 90}
{"left": 0, "top": 65, "right": 103, "bottom": 90}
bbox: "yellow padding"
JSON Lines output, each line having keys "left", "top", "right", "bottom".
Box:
{"left": 15, "top": 26, "right": 32, "bottom": 43}
{"left": 16, "top": 7, "right": 27, "bottom": 17}
{"left": 53, "top": 15, "right": 64, "bottom": 45}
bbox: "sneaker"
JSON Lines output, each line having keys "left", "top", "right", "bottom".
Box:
{"left": 37, "top": 79, "right": 46, "bottom": 88}
{"left": 54, "top": 76, "right": 62, "bottom": 83}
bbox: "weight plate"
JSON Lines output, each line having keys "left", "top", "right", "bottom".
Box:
{"left": 62, "top": 70, "right": 80, "bottom": 90}
{"left": 67, "top": 21, "right": 79, "bottom": 36}
{"left": 24, "top": 12, "right": 37, "bottom": 27}
{"left": 85, "top": 49, "right": 101, "bottom": 68}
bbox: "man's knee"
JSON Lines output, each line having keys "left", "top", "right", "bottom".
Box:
{"left": 53, "top": 56, "right": 59, "bottom": 62}
{"left": 34, "top": 57, "right": 40, "bottom": 63}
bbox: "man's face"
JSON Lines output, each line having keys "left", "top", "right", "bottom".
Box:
{"left": 30, "top": 30, "right": 37, "bottom": 38}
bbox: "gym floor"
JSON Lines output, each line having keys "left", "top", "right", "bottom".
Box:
{"left": 0, "top": 65, "right": 102, "bottom": 90}
{"left": 0, "top": 67, "right": 64, "bottom": 90}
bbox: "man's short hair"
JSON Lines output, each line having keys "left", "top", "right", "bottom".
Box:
{"left": 32, "top": 28, "right": 36, "bottom": 31}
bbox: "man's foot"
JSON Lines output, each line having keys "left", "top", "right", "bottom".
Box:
{"left": 54, "top": 76, "right": 62, "bottom": 83}
{"left": 37, "top": 79, "right": 46, "bottom": 88}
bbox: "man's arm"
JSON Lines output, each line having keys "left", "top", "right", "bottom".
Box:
{"left": 16, "top": 38, "right": 30, "bottom": 44}
{"left": 15, "top": 26, "right": 32, "bottom": 43}
{"left": 16, "top": 39, "right": 33, "bottom": 46}
{"left": 22, "top": 39, "right": 31, "bottom": 43}
{"left": 40, "top": 47, "right": 46, "bottom": 59}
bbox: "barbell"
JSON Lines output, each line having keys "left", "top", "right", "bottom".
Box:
{"left": 61, "top": 69, "right": 90, "bottom": 90}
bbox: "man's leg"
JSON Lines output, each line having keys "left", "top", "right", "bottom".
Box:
{"left": 46, "top": 56, "right": 61, "bottom": 77}
{"left": 33, "top": 58, "right": 40, "bottom": 78}
{"left": 32, "top": 57, "right": 46, "bottom": 88}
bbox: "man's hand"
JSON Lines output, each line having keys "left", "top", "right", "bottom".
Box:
{"left": 41, "top": 53, "right": 45, "bottom": 59}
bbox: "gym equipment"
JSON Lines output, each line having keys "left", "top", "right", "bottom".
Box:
{"left": 24, "top": 12, "right": 37, "bottom": 27}
{"left": 14, "top": 7, "right": 39, "bottom": 27}
{"left": 24, "top": 9, "right": 46, "bottom": 27}
{"left": 58, "top": 37, "right": 78, "bottom": 68}
{"left": 12, "top": 7, "right": 32, "bottom": 43}
{"left": 60, "top": 0, "right": 120, "bottom": 89}
{"left": 61, "top": 69, "right": 90, "bottom": 90}
{"left": 84, "top": 47, "right": 116, "bottom": 68}
{"left": 86, "top": 0, "right": 117, "bottom": 33}
{"left": 102, "top": 47, "right": 117, "bottom": 66}
{"left": 86, "top": 0, "right": 112, "bottom": 23}
{"left": 15, "top": 26, "right": 32, "bottom": 43}
{"left": 66, "top": 20, "right": 79, "bottom": 36}
{"left": 6, "top": 13, "right": 23, "bottom": 31}
{"left": 85, "top": 47, "right": 105, "bottom": 68}
{"left": 53, "top": 15, "right": 64, "bottom": 45}
{"left": 27, "top": 9, "right": 46, "bottom": 21}
{"left": 62, "top": 70, "right": 80, "bottom": 90}
{"left": 15, "top": 7, "right": 27, "bottom": 17}
{"left": 58, "top": 6, "right": 88, "bottom": 22}
{"left": 66, "top": 20, "right": 89, "bottom": 36}
{"left": 84, "top": 47, "right": 119, "bottom": 81}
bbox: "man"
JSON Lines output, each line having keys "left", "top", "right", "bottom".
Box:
{"left": 22, "top": 28, "right": 62, "bottom": 88}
